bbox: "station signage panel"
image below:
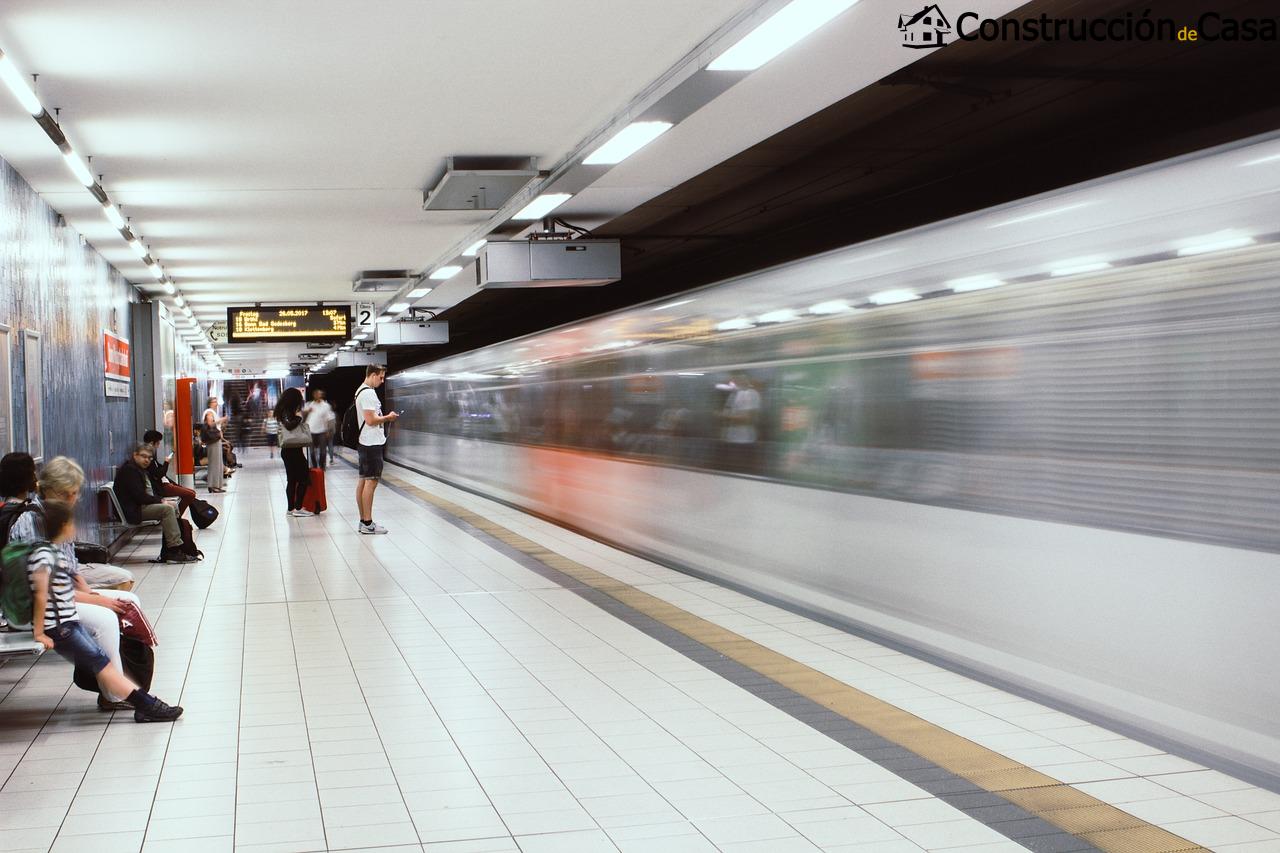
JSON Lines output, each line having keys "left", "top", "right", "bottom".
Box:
{"left": 226, "top": 306, "right": 351, "bottom": 343}
{"left": 355, "top": 302, "right": 375, "bottom": 334}
{"left": 103, "top": 330, "right": 130, "bottom": 398}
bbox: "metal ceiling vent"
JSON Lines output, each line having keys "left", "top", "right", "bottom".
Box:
{"left": 423, "top": 156, "right": 542, "bottom": 211}
{"left": 352, "top": 270, "right": 415, "bottom": 292}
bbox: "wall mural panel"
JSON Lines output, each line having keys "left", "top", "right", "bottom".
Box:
{"left": 1, "top": 156, "right": 140, "bottom": 544}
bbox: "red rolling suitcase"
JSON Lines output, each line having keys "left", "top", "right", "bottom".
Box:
{"left": 303, "top": 468, "right": 327, "bottom": 513}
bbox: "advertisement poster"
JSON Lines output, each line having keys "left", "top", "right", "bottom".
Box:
{"left": 104, "top": 330, "right": 131, "bottom": 398}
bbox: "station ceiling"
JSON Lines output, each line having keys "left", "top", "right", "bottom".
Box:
{"left": 416, "top": 0, "right": 1280, "bottom": 367}
{"left": 1, "top": 0, "right": 1276, "bottom": 373}
{"left": 0, "top": 0, "right": 1020, "bottom": 371}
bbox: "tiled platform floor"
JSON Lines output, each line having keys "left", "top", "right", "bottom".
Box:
{"left": 2, "top": 450, "right": 1279, "bottom": 853}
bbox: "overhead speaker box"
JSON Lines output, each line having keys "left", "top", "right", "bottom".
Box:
{"left": 375, "top": 321, "right": 449, "bottom": 346}
{"left": 478, "top": 240, "right": 621, "bottom": 288}
{"left": 336, "top": 351, "right": 387, "bottom": 367}
{"left": 423, "top": 156, "right": 541, "bottom": 211}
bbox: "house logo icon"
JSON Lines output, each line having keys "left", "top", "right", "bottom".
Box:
{"left": 899, "top": 4, "right": 952, "bottom": 48}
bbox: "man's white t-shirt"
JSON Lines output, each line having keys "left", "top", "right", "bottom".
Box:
{"left": 305, "top": 400, "right": 333, "bottom": 433}
{"left": 355, "top": 386, "right": 386, "bottom": 446}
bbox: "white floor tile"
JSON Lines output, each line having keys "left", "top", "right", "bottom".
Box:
{"left": 1, "top": 455, "right": 1270, "bottom": 853}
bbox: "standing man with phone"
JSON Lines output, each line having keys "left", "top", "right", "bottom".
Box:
{"left": 354, "top": 365, "right": 397, "bottom": 535}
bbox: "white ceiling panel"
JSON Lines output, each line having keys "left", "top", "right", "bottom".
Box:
{"left": 0, "top": 0, "right": 756, "bottom": 368}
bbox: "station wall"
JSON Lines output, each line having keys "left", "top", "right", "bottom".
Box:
{"left": 0, "top": 155, "right": 139, "bottom": 543}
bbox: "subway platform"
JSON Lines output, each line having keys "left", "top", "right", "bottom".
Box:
{"left": 2, "top": 452, "right": 1279, "bottom": 853}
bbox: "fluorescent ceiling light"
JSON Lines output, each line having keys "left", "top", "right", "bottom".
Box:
{"left": 708, "top": 0, "right": 858, "bottom": 71}
{"left": 868, "top": 289, "right": 919, "bottom": 305}
{"left": 407, "top": 286, "right": 432, "bottom": 298}
{"left": 584, "top": 121, "right": 673, "bottom": 165}
{"left": 716, "top": 317, "right": 756, "bottom": 331}
{"left": 354, "top": 333, "right": 369, "bottom": 341}
{"left": 0, "top": 53, "right": 43, "bottom": 115}
{"left": 947, "top": 275, "right": 1005, "bottom": 292}
{"left": 463, "top": 239, "right": 487, "bottom": 256}
{"left": 652, "top": 299, "right": 694, "bottom": 311}
{"left": 387, "top": 302, "right": 409, "bottom": 313}
{"left": 758, "top": 308, "right": 798, "bottom": 324}
{"left": 163, "top": 282, "right": 175, "bottom": 295}
{"left": 808, "top": 299, "right": 852, "bottom": 314}
{"left": 513, "top": 192, "right": 572, "bottom": 220}
{"left": 1176, "top": 232, "right": 1255, "bottom": 256}
{"left": 677, "top": 372, "right": 705, "bottom": 376}
{"left": 375, "top": 315, "right": 393, "bottom": 324}
{"left": 174, "top": 295, "right": 184, "bottom": 307}
{"left": 103, "top": 204, "right": 125, "bottom": 229}
{"left": 128, "top": 239, "right": 147, "bottom": 259}
{"left": 989, "top": 202, "right": 1090, "bottom": 228}
{"left": 1050, "top": 260, "right": 1111, "bottom": 277}
{"left": 61, "top": 149, "right": 94, "bottom": 187}
{"left": 148, "top": 264, "right": 164, "bottom": 280}
{"left": 429, "top": 265, "right": 462, "bottom": 280}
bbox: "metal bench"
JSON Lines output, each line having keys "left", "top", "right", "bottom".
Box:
{"left": 99, "top": 483, "right": 160, "bottom": 531}
{"left": 0, "top": 632, "right": 44, "bottom": 662}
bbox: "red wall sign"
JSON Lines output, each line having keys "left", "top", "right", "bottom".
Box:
{"left": 104, "top": 331, "right": 131, "bottom": 398}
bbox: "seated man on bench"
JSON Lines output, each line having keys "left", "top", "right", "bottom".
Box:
{"left": 113, "top": 444, "right": 196, "bottom": 564}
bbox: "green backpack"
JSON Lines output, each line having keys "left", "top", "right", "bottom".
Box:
{"left": 0, "top": 540, "right": 44, "bottom": 627}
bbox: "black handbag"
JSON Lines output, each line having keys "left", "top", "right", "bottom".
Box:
{"left": 74, "top": 541, "right": 111, "bottom": 564}
{"left": 74, "top": 636, "right": 154, "bottom": 694}
{"left": 201, "top": 422, "right": 222, "bottom": 443}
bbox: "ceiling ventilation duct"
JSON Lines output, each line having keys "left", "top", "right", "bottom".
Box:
{"left": 352, "top": 269, "right": 415, "bottom": 292}
{"left": 423, "top": 156, "right": 542, "bottom": 211}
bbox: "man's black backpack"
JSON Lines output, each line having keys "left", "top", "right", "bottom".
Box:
{"left": 340, "top": 385, "right": 369, "bottom": 450}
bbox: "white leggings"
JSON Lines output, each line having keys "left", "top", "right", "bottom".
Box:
{"left": 76, "top": 589, "right": 143, "bottom": 676}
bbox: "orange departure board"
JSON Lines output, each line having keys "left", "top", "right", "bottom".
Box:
{"left": 227, "top": 306, "right": 351, "bottom": 343}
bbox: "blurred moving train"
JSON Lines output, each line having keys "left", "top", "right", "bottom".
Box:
{"left": 388, "top": 135, "right": 1280, "bottom": 783}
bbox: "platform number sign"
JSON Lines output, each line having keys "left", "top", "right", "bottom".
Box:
{"left": 356, "top": 302, "right": 375, "bottom": 333}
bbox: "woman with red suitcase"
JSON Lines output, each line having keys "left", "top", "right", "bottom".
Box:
{"left": 275, "top": 388, "right": 314, "bottom": 517}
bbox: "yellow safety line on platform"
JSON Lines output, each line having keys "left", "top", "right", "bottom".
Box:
{"left": 385, "top": 470, "right": 1208, "bottom": 853}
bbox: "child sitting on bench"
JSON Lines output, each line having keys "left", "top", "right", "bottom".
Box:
{"left": 27, "top": 500, "right": 183, "bottom": 723}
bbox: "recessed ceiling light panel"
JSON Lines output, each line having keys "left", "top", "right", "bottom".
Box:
{"left": 708, "top": 0, "right": 859, "bottom": 71}
{"left": 584, "top": 121, "right": 673, "bottom": 165}
{"left": 513, "top": 193, "right": 572, "bottom": 221}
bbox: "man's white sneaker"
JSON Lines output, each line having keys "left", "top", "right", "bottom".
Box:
{"left": 358, "top": 522, "right": 388, "bottom": 534}
{"left": 289, "top": 509, "right": 314, "bottom": 517}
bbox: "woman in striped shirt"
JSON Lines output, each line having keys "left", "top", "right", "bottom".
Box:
{"left": 29, "top": 500, "right": 183, "bottom": 724}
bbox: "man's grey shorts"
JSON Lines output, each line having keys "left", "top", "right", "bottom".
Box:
{"left": 357, "top": 444, "right": 384, "bottom": 480}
